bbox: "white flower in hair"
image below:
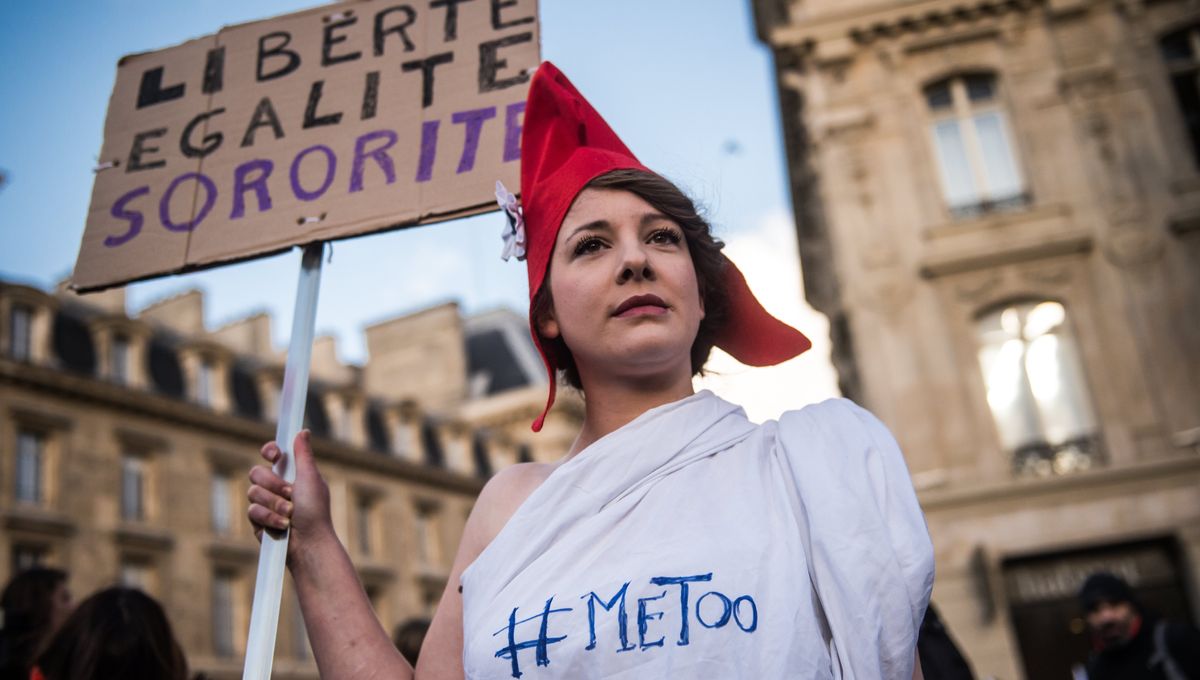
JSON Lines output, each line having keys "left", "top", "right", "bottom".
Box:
{"left": 496, "top": 180, "right": 526, "bottom": 262}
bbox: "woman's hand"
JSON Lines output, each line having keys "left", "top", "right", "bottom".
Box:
{"left": 247, "top": 430, "right": 335, "bottom": 562}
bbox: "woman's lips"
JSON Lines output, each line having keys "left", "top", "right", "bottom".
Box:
{"left": 613, "top": 294, "right": 669, "bottom": 317}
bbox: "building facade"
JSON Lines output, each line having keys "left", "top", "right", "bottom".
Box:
{"left": 0, "top": 279, "right": 580, "bottom": 679}
{"left": 752, "top": 0, "right": 1200, "bottom": 677}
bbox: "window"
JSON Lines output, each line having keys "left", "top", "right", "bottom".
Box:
{"left": 110, "top": 334, "right": 129, "bottom": 385}
{"left": 413, "top": 502, "right": 441, "bottom": 567}
{"left": 51, "top": 311, "right": 96, "bottom": 375}
{"left": 197, "top": 358, "right": 214, "bottom": 407}
{"left": 421, "top": 419, "right": 445, "bottom": 468}
{"left": 9, "top": 304, "right": 32, "bottom": 361}
{"left": 212, "top": 569, "right": 237, "bottom": 657}
{"left": 15, "top": 430, "right": 44, "bottom": 504}
{"left": 925, "top": 73, "right": 1027, "bottom": 218}
{"left": 11, "top": 543, "right": 48, "bottom": 573}
{"left": 120, "top": 557, "right": 154, "bottom": 593}
{"left": 1160, "top": 24, "right": 1200, "bottom": 167}
{"left": 355, "top": 494, "right": 376, "bottom": 557}
{"left": 211, "top": 471, "right": 233, "bottom": 535}
{"left": 121, "top": 455, "right": 147, "bottom": 521}
{"left": 976, "top": 300, "right": 1100, "bottom": 476}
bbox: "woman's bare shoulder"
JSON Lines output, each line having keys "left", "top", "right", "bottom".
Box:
{"left": 471, "top": 461, "right": 556, "bottom": 542}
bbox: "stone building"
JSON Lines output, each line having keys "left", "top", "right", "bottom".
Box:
{"left": 0, "top": 278, "right": 580, "bottom": 679}
{"left": 752, "top": 0, "right": 1200, "bottom": 677}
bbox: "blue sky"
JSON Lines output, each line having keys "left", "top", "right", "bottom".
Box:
{"left": 0, "top": 1, "right": 839, "bottom": 417}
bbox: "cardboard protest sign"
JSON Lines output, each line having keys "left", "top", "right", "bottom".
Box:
{"left": 73, "top": 0, "right": 539, "bottom": 292}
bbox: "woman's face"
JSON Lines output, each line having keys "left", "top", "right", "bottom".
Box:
{"left": 539, "top": 187, "right": 704, "bottom": 382}
{"left": 49, "top": 581, "right": 73, "bottom": 631}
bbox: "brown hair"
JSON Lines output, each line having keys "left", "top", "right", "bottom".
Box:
{"left": 0, "top": 567, "right": 68, "bottom": 679}
{"left": 531, "top": 169, "right": 730, "bottom": 389}
{"left": 35, "top": 587, "right": 188, "bottom": 680}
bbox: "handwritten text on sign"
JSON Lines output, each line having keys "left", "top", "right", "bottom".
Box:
{"left": 72, "top": 0, "right": 539, "bottom": 291}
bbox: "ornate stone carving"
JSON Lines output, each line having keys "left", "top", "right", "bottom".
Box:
{"left": 952, "top": 270, "right": 1005, "bottom": 303}
{"left": 1103, "top": 226, "right": 1165, "bottom": 270}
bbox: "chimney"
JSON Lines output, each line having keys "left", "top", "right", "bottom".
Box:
{"left": 213, "top": 312, "right": 274, "bottom": 359}
{"left": 139, "top": 289, "right": 205, "bottom": 336}
{"left": 364, "top": 302, "right": 467, "bottom": 410}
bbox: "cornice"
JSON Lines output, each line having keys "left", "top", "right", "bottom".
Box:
{"left": 919, "top": 453, "right": 1200, "bottom": 511}
{"left": 0, "top": 358, "right": 484, "bottom": 496}
{"left": 766, "top": 0, "right": 1044, "bottom": 52}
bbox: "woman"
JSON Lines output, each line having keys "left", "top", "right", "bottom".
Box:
{"left": 0, "top": 568, "right": 71, "bottom": 680}
{"left": 32, "top": 587, "right": 189, "bottom": 680}
{"left": 249, "top": 61, "right": 934, "bottom": 678}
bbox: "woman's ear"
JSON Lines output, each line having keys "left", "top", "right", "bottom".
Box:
{"left": 537, "top": 307, "right": 561, "bottom": 340}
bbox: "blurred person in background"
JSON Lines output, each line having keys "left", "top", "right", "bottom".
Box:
{"left": 0, "top": 568, "right": 71, "bottom": 680}
{"left": 393, "top": 618, "right": 431, "bottom": 667}
{"left": 1078, "top": 572, "right": 1200, "bottom": 679}
{"left": 32, "top": 586, "right": 189, "bottom": 680}
{"left": 917, "top": 604, "right": 975, "bottom": 680}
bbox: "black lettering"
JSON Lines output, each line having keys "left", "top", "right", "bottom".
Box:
{"left": 136, "top": 67, "right": 185, "bottom": 109}
{"left": 180, "top": 107, "right": 226, "bottom": 159}
{"left": 374, "top": 5, "right": 416, "bottom": 55}
{"left": 202, "top": 47, "right": 225, "bottom": 94}
{"left": 322, "top": 16, "right": 362, "bottom": 66}
{"left": 257, "top": 31, "right": 301, "bottom": 82}
{"left": 303, "top": 81, "right": 344, "bottom": 129}
{"left": 490, "top": 0, "right": 533, "bottom": 30}
{"left": 402, "top": 52, "right": 454, "bottom": 108}
{"left": 479, "top": 33, "right": 532, "bottom": 93}
{"left": 127, "top": 128, "right": 168, "bottom": 172}
{"left": 430, "top": 0, "right": 475, "bottom": 42}
{"left": 362, "top": 71, "right": 380, "bottom": 120}
{"left": 241, "top": 97, "right": 286, "bottom": 147}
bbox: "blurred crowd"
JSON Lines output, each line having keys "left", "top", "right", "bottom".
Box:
{"left": 0, "top": 566, "right": 1195, "bottom": 679}
{"left": 0, "top": 568, "right": 190, "bottom": 680}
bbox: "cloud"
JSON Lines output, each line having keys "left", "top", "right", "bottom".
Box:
{"left": 694, "top": 210, "right": 841, "bottom": 422}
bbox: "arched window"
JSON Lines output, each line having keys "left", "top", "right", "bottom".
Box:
{"left": 229, "top": 364, "right": 262, "bottom": 420}
{"left": 975, "top": 300, "right": 1100, "bottom": 476}
{"left": 1160, "top": 24, "right": 1200, "bottom": 166}
{"left": 147, "top": 338, "right": 184, "bottom": 398}
{"left": 472, "top": 433, "right": 493, "bottom": 479}
{"left": 924, "top": 73, "right": 1026, "bottom": 218}
{"left": 365, "top": 404, "right": 390, "bottom": 453}
{"left": 52, "top": 310, "right": 96, "bottom": 375}
{"left": 421, "top": 418, "right": 445, "bottom": 468}
{"left": 304, "top": 391, "right": 331, "bottom": 438}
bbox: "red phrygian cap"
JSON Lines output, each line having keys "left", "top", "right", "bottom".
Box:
{"left": 520, "top": 61, "right": 812, "bottom": 431}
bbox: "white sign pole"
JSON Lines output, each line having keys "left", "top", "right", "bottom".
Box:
{"left": 243, "top": 242, "right": 325, "bottom": 680}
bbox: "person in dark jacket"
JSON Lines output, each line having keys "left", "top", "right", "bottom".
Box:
{"left": 0, "top": 568, "right": 71, "bottom": 680}
{"left": 1079, "top": 572, "right": 1200, "bottom": 680}
{"left": 918, "top": 603, "right": 976, "bottom": 680}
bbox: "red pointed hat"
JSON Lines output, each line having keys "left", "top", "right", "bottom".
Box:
{"left": 517, "top": 61, "right": 811, "bottom": 431}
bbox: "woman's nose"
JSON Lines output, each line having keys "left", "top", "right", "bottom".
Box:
{"left": 618, "top": 247, "right": 655, "bottom": 283}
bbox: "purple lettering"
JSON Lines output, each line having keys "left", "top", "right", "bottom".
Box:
{"left": 159, "top": 172, "right": 216, "bottom": 233}
{"left": 416, "top": 120, "right": 440, "bottom": 182}
{"left": 290, "top": 145, "right": 337, "bottom": 202}
{"left": 104, "top": 187, "right": 151, "bottom": 247}
{"left": 231, "top": 159, "right": 274, "bottom": 219}
{"left": 350, "top": 129, "right": 398, "bottom": 193}
{"left": 503, "top": 102, "right": 524, "bottom": 162}
{"left": 452, "top": 107, "right": 496, "bottom": 174}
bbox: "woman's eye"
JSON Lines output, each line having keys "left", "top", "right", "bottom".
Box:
{"left": 649, "top": 228, "right": 682, "bottom": 245}
{"left": 573, "top": 237, "right": 605, "bottom": 256}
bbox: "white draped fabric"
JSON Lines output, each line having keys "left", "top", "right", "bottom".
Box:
{"left": 461, "top": 391, "right": 934, "bottom": 679}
